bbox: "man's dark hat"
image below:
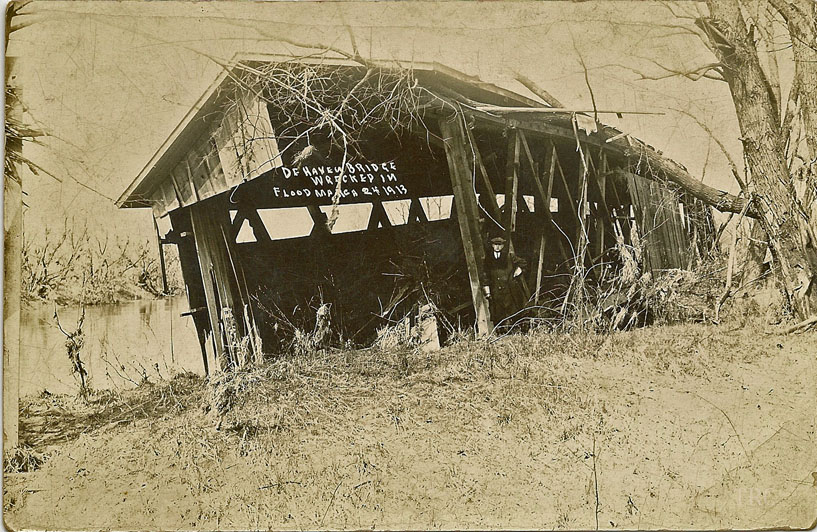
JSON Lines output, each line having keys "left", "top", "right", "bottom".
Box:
{"left": 490, "top": 236, "right": 507, "bottom": 244}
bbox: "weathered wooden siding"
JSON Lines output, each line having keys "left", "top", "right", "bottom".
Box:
{"left": 624, "top": 171, "right": 690, "bottom": 271}
{"left": 149, "top": 95, "right": 281, "bottom": 218}
{"left": 189, "top": 197, "right": 250, "bottom": 370}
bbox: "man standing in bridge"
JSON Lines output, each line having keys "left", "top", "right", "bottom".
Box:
{"left": 482, "top": 236, "right": 526, "bottom": 325}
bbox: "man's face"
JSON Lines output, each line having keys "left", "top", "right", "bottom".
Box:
{"left": 492, "top": 243, "right": 505, "bottom": 253}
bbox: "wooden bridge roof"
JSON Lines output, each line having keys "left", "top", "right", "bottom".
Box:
{"left": 116, "top": 53, "right": 547, "bottom": 212}
{"left": 117, "top": 52, "right": 748, "bottom": 219}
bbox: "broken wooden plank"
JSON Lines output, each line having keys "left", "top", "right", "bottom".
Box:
{"left": 190, "top": 198, "right": 246, "bottom": 370}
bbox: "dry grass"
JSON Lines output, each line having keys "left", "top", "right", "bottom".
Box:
{"left": 19, "top": 321, "right": 773, "bottom": 450}
{"left": 8, "top": 322, "right": 814, "bottom": 530}
{"left": 18, "top": 372, "right": 204, "bottom": 449}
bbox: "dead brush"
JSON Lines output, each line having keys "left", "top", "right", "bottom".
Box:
{"left": 375, "top": 317, "right": 418, "bottom": 376}
{"left": 54, "top": 304, "right": 90, "bottom": 399}
{"left": 290, "top": 303, "right": 332, "bottom": 356}
{"left": 18, "top": 373, "right": 205, "bottom": 449}
{"left": 563, "top": 230, "right": 730, "bottom": 332}
{"left": 3, "top": 445, "right": 45, "bottom": 474}
{"left": 206, "top": 366, "right": 268, "bottom": 429}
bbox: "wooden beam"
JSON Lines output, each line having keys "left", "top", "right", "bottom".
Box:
{"left": 587, "top": 151, "right": 609, "bottom": 260}
{"left": 408, "top": 197, "right": 429, "bottom": 224}
{"left": 184, "top": 159, "right": 202, "bottom": 204}
{"left": 187, "top": 145, "right": 218, "bottom": 201}
{"left": 539, "top": 141, "right": 573, "bottom": 263}
{"left": 518, "top": 129, "right": 549, "bottom": 208}
{"left": 367, "top": 201, "right": 392, "bottom": 230}
{"left": 168, "top": 166, "right": 185, "bottom": 206}
{"left": 553, "top": 148, "right": 576, "bottom": 212}
{"left": 518, "top": 194, "right": 531, "bottom": 215}
{"left": 545, "top": 142, "right": 556, "bottom": 207}
{"left": 534, "top": 234, "right": 546, "bottom": 305}
{"left": 190, "top": 199, "right": 246, "bottom": 370}
{"left": 440, "top": 114, "right": 493, "bottom": 335}
{"left": 473, "top": 106, "right": 664, "bottom": 115}
{"left": 513, "top": 74, "right": 565, "bottom": 108}
{"left": 459, "top": 107, "right": 755, "bottom": 217}
{"left": 152, "top": 216, "right": 169, "bottom": 294}
{"left": 306, "top": 204, "right": 331, "bottom": 236}
{"left": 463, "top": 123, "right": 502, "bottom": 222}
{"left": 231, "top": 202, "right": 272, "bottom": 243}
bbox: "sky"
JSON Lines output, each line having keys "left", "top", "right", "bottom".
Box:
{"left": 8, "top": 0, "right": 763, "bottom": 243}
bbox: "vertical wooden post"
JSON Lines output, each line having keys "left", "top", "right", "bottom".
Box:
{"left": 519, "top": 131, "right": 570, "bottom": 303}
{"left": 535, "top": 140, "right": 559, "bottom": 304}
{"left": 440, "top": 115, "right": 492, "bottom": 335}
{"left": 552, "top": 146, "right": 579, "bottom": 256}
{"left": 534, "top": 236, "right": 546, "bottom": 304}
{"left": 152, "top": 216, "right": 169, "bottom": 294}
{"left": 504, "top": 128, "right": 520, "bottom": 246}
{"left": 169, "top": 210, "right": 212, "bottom": 374}
{"left": 596, "top": 152, "right": 607, "bottom": 260}
{"left": 4, "top": 59, "right": 22, "bottom": 449}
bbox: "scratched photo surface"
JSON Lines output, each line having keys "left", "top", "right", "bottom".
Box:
{"left": 4, "top": 1, "right": 816, "bottom": 530}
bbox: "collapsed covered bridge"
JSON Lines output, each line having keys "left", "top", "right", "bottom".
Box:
{"left": 117, "top": 53, "right": 725, "bottom": 374}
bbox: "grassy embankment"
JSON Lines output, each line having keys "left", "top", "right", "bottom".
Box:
{"left": 4, "top": 321, "right": 817, "bottom": 530}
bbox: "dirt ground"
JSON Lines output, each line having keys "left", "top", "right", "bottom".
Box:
{"left": 4, "top": 322, "right": 816, "bottom": 530}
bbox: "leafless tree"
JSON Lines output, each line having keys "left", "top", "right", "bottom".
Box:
{"left": 697, "top": 0, "right": 817, "bottom": 319}
{"left": 610, "top": 1, "right": 816, "bottom": 318}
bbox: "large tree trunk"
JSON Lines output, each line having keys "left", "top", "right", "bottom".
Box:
{"left": 703, "top": 0, "right": 816, "bottom": 318}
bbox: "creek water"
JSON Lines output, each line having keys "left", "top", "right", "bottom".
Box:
{"left": 19, "top": 297, "right": 205, "bottom": 398}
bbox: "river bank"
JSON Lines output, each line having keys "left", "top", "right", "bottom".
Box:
{"left": 4, "top": 322, "right": 816, "bottom": 530}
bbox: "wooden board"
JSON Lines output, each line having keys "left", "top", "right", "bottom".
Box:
{"left": 190, "top": 198, "right": 246, "bottom": 369}
{"left": 215, "top": 96, "right": 282, "bottom": 187}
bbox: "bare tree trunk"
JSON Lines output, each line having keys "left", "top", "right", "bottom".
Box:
{"left": 769, "top": 0, "right": 817, "bottom": 159}
{"left": 703, "top": 0, "right": 816, "bottom": 318}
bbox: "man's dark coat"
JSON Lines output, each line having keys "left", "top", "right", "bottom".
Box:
{"left": 486, "top": 248, "right": 526, "bottom": 322}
